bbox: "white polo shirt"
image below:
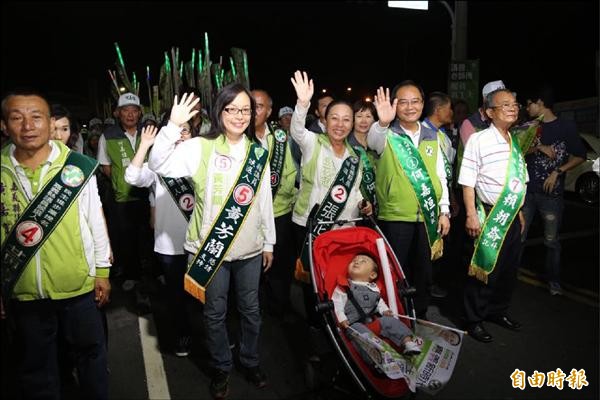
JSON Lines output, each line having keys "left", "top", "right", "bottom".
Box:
{"left": 458, "top": 123, "right": 529, "bottom": 205}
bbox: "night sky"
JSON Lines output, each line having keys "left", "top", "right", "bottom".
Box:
{"left": 2, "top": 1, "right": 598, "bottom": 118}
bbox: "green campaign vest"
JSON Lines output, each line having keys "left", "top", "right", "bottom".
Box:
{"left": 266, "top": 126, "right": 298, "bottom": 218}
{"left": 0, "top": 142, "right": 99, "bottom": 301}
{"left": 375, "top": 124, "right": 442, "bottom": 222}
{"left": 104, "top": 126, "right": 147, "bottom": 202}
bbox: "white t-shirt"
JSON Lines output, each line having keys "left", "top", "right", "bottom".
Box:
{"left": 124, "top": 163, "right": 189, "bottom": 255}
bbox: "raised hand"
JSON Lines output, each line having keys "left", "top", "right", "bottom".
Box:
{"left": 290, "top": 70, "right": 314, "bottom": 108}
{"left": 373, "top": 87, "right": 397, "bottom": 127}
{"left": 169, "top": 93, "right": 200, "bottom": 126}
{"left": 139, "top": 125, "right": 158, "bottom": 147}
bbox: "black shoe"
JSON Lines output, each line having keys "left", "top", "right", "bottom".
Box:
{"left": 488, "top": 315, "right": 522, "bottom": 331}
{"left": 245, "top": 366, "right": 267, "bottom": 388}
{"left": 467, "top": 323, "right": 493, "bottom": 343}
{"left": 210, "top": 369, "right": 229, "bottom": 399}
{"left": 174, "top": 336, "right": 191, "bottom": 357}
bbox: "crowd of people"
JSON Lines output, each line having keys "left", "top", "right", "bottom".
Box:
{"left": 0, "top": 71, "right": 586, "bottom": 399}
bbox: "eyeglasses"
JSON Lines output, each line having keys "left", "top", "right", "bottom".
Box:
{"left": 491, "top": 103, "right": 521, "bottom": 111}
{"left": 223, "top": 106, "right": 252, "bottom": 116}
{"left": 397, "top": 98, "right": 423, "bottom": 108}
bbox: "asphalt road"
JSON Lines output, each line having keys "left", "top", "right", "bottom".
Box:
{"left": 1, "top": 194, "right": 597, "bottom": 400}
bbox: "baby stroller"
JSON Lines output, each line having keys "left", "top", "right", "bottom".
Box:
{"left": 305, "top": 216, "right": 418, "bottom": 399}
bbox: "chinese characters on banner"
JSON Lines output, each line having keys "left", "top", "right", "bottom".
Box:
{"left": 448, "top": 60, "right": 479, "bottom": 113}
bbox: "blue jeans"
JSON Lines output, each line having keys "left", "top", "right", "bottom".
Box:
{"left": 521, "top": 192, "right": 563, "bottom": 284}
{"left": 13, "top": 291, "right": 108, "bottom": 400}
{"left": 202, "top": 254, "right": 262, "bottom": 371}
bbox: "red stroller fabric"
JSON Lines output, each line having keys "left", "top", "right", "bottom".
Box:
{"left": 312, "top": 226, "right": 412, "bottom": 398}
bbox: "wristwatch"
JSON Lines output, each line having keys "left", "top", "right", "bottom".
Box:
{"left": 555, "top": 167, "right": 564, "bottom": 175}
{"left": 440, "top": 212, "right": 451, "bottom": 219}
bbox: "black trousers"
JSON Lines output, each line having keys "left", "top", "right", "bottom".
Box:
{"left": 264, "top": 212, "right": 298, "bottom": 316}
{"left": 379, "top": 220, "right": 432, "bottom": 317}
{"left": 113, "top": 200, "right": 154, "bottom": 280}
{"left": 463, "top": 213, "right": 522, "bottom": 324}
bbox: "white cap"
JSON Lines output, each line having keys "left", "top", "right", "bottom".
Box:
{"left": 118, "top": 93, "right": 141, "bottom": 108}
{"left": 89, "top": 117, "right": 102, "bottom": 127}
{"left": 482, "top": 80, "right": 505, "bottom": 98}
{"left": 278, "top": 106, "right": 293, "bottom": 118}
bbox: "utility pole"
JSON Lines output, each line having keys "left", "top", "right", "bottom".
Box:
{"left": 440, "top": 1, "right": 468, "bottom": 60}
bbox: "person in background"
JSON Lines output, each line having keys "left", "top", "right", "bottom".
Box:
{"left": 141, "top": 113, "right": 158, "bottom": 128}
{"left": 521, "top": 86, "right": 585, "bottom": 296}
{"left": 51, "top": 104, "right": 81, "bottom": 152}
{"left": 97, "top": 93, "right": 154, "bottom": 312}
{"left": 125, "top": 121, "right": 197, "bottom": 357}
{"left": 179, "top": 85, "right": 211, "bottom": 136}
{"left": 306, "top": 91, "right": 334, "bottom": 134}
{"left": 252, "top": 89, "right": 298, "bottom": 319}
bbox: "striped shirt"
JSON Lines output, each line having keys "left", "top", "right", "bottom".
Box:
{"left": 458, "top": 124, "right": 528, "bottom": 205}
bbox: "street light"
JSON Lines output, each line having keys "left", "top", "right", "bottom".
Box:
{"left": 347, "top": 87, "right": 352, "bottom": 92}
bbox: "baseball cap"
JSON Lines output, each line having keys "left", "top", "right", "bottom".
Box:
{"left": 89, "top": 117, "right": 103, "bottom": 127}
{"left": 141, "top": 113, "right": 157, "bottom": 124}
{"left": 278, "top": 106, "right": 293, "bottom": 118}
{"left": 118, "top": 92, "right": 141, "bottom": 108}
{"left": 103, "top": 117, "right": 115, "bottom": 126}
{"left": 482, "top": 80, "right": 505, "bottom": 98}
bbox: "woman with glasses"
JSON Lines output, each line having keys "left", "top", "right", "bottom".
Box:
{"left": 367, "top": 81, "right": 451, "bottom": 321}
{"left": 148, "top": 83, "right": 275, "bottom": 399}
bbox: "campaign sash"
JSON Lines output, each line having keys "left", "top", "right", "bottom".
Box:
{"left": 184, "top": 142, "right": 268, "bottom": 303}
{"left": 469, "top": 138, "right": 526, "bottom": 283}
{"left": 294, "top": 155, "right": 361, "bottom": 283}
{"left": 269, "top": 127, "right": 288, "bottom": 199}
{"left": 1, "top": 151, "right": 97, "bottom": 299}
{"left": 160, "top": 176, "right": 195, "bottom": 221}
{"left": 388, "top": 134, "right": 443, "bottom": 260}
{"left": 352, "top": 146, "right": 377, "bottom": 212}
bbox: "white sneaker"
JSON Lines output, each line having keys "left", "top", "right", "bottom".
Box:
{"left": 549, "top": 282, "right": 563, "bottom": 296}
{"left": 403, "top": 338, "right": 422, "bottom": 356}
{"left": 122, "top": 280, "right": 138, "bottom": 292}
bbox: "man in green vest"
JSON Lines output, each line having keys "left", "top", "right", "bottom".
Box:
{"left": 1, "top": 89, "right": 111, "bottom": 398}
{"left": 368, "top": 82, "right": 451, "bottom": 319}
{"left": 252, "top": 90, "right": 299, "bottom": 318}
{"left": 97, "top": 93, "right": 154, "bottom": 308}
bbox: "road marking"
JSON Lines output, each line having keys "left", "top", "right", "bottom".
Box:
{"left": 139, "top": 313, "right": 171, "bottom": 399}
{"left": 518, "top": 270, "right": 599, "bottom": 308}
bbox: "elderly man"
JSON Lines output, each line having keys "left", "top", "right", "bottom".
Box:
{"left": 252, "top": 91, "right": 298, "bottom": 318}
{"left": 1, "top": 89, "right": 111, "bottom": 398}
{"left": 97, "top": 93, "right": 153, "bottom": 307}
{"left": 458, "top": 88, "right": 527, "bottom": 343}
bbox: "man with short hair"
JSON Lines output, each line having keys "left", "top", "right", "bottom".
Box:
{"left": 369, "top": 82, "right": 451, "bottom": 319}
{"left": 307, "top": 92, "right": 333, "bottom": 134}
{"left": 252, "top": 90, "right": 298, "bottom": 318}
{"left": 460, "top": 80, "right": 505, "bottom": 147}
{"left": 521, "top": 86, "right": 585, "bottom": 296}
{"left": 422, "top": 91, "right": 456, "bottom": 299}
{"left": 1, "top": 89, "right": 111, "bottom": 398}
{"left": 97, "top": 93, "right": 154, "bottom": 306}
{"left": 278, "top": 106, "right": 293, "bottom": 132}
{"left": 459, "top": 88, "right": 527, "bottom": 343}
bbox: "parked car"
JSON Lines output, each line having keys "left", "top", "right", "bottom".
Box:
{"left": 564, "top": 133, "right": 599, "bottom": 204}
